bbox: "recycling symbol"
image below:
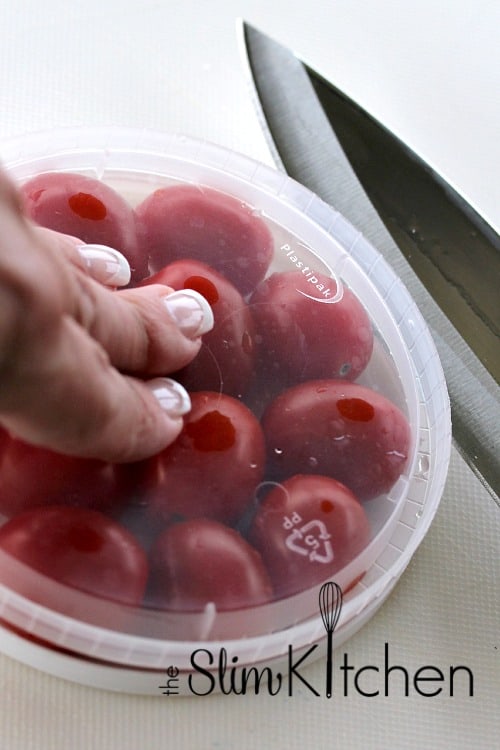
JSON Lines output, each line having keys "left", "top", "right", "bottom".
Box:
{"left": 284, "top": 519, "right": 334, "bottom": 564}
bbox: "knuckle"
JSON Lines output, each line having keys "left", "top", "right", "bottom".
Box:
{"left": 71, "top": 273, "right": 103, "bottom": 332}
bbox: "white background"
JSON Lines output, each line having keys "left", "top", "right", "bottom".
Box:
{"left": 0, "top": 1, "right": 498, "bottom": 748}
{"left": 0, "top": 0, "right": 499, "bottom": 232}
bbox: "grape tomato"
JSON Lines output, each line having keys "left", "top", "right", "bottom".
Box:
{"left": 143, "top": 392, "right": 266, "bottom": 525}
{"left": 149, "top": 518, "right": 273, "bottom": 612}
{"left": 144, "top": 259, "right": 256, "bottom": 396}
{"left": 0, "top": 506, "right": 148, "bottom": 606}
{"left": 248, "top": 474, "right": 370, "bottom": 598}
{"left": 249, "top": 270, "right": 374, "bottom": 384}
{"left": 262, "top": 380, "right": 411, "bottom": 501}
{"left": 0, "top": 434, "right": 124, "bottom": 518}
{"left": 135, "top": 184, "right": 273, "bottom": 295}
{"left": 20, "top": 172, "right": 147, "bottom": 281}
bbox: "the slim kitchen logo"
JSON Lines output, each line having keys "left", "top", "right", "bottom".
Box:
{"left": 158, "top": 581, "right": 474, "bottom": 698}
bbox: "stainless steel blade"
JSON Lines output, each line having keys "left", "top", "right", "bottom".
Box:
{"left": 240, "top": 21, "right": 499, "bottom": 500}
{"left": 307, "top": 68, "right": 499, "bottom": 384}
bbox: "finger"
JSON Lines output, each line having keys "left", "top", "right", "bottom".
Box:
{"left": 0, "top": 246, "right": 213, "bottom": 460}
{"left": 34, "top": 228, "right": 131, "bottom": 287}
{"left": 31, "top": 226, "right": 215, "bottom": 375}
{"left": 0, "top": 276, "right": 213, "bottom": 458}
{"left": 70, "top": 278, "right": 214, "bottom": 376}
{"left": 76, "top": 244, "right": 131, "bottom": 287}
{"left": 6, "top": 199, "right": 214, "bottom": 375}
{"left": 0, "top": 314, "right": 193, "bottom": 461}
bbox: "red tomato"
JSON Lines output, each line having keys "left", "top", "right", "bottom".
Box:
{"left": 149, "top": 518, "right": 273, "bottom": 611}
{"left": 0, "top": 425, "right": 9, "bottom": 457}
{"left": 144, "top": 392, "right": 266, "bottom": 525}
{"left": 20, "top": 172, "right": 147, "bottom": 282}
{"left": 262, "top": 380, "right": 411, "bottom": 501}
{"left": 135, "top": 184, "right": 273, "bottom": 295}
{"left": 248, "top": 474, "right": 370, "bottom": 598}
{"left": 0, "top": 435, "right": 125, "bottom": 519}
{"left": 0, "top": 506, "right": 148, "bottom": 605}
{"left": 249, "top": 270, "right": 373, "bottom": 384}
{"left": 144, "top": 259, "right": 257, "bottom": 396}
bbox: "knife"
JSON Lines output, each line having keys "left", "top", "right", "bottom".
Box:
{"left": 239, "top": 21, "right": 499, "bottom": 501}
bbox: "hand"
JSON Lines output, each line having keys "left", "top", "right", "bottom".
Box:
{"left": 0, "top": 170, "right": 213, "bottom": 462}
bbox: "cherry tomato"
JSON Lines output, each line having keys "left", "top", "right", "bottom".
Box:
{"left": 20, "top": 172, "right": 147, "bottom": 282}
{"left": 249, "top": 270, "right": 373, "bottom": 384}
{"left": 0, "top": 506, "right": 148, "bottom": 605}
{"left": 144, "top": 392, "right": 266, "bottom": 525}
{"left": 144, "top": 259, "right": 257, "bottom": 396}
{"left": 0, "top": 434, "right": 124, "bottom": 519}
{"left": 248, "top": 474, "right": 370, "bottom": 598}
{"left": 262, "top": 380, "right": 411, "bottom": 501}
{"left": 135, "top": 184, "right": 273, "bottom": 295}
{"left": 148, "top": 518, "right": 273, "bottom": 611}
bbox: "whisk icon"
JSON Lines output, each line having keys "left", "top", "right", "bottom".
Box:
{"left": 319, "top": 581, "right": 343, "bottom": 698}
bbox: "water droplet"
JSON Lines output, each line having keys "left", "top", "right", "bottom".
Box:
{"left": 407, "top": 214, "right": 420, "bottom": 237}
{"left": 274, "top": 448, "right": 283, "bottom": 455}
{"left": 308, "top": 456, "right": 318, "bottom": 468}
{"left": 339, "top": 362, "right": 351, "bottom": 377}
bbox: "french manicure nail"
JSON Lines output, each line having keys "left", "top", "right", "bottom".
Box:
{"left": 77, "top": 244, "right": 131, "bottom": 287}
{"left": 146, "top": 377, "right": 191, "bottom": 418}
{"left": 163, "top": 289, "right": 214, "bottom": 338}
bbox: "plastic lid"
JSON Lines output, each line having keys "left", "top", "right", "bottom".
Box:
{"left": 0, "top": 128, "right": 451, "bottom": 673}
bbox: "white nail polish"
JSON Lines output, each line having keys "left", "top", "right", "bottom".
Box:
{"left": 77, "top": 244, "right": 131, "bottom": 287}
{"left": 146, "top": 378, "right": 191, "bottom": 418}
{"left": 163, "top": 289, "right": 214, "bottom": 338}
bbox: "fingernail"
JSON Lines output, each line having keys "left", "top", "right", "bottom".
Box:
{"left": 146, "top": 377, "right": 191, "bottom": 418}
{"left": 77, "top": 244, "right": 131, "bottom": 287}
{"left": 163, "top": 289, "right": 214, "bottom": 338}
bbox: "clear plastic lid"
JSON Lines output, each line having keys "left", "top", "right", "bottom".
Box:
{"left": 0, "top": 128, "right": 451, "bottom": 672}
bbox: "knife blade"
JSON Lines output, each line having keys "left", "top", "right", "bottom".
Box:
{"left": 239, "top": 21, "right": 499, "bottom": 500}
